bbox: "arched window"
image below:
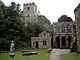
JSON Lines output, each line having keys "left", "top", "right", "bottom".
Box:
{"left": 44, "top": 33, "right": 46, "bottom": 36}
{"left": 43, "top": 41, "right": 47, "bottom": 45}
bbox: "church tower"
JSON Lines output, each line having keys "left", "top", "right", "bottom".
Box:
{"left": 23, "top": 2, "right": 38, "bottom": 26}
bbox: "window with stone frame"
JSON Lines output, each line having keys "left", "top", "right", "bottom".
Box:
{"left": 27, "top": 14, "right": 30, "bottom": 17}
{"left": 44, "top": 33, "right": 46, "bottom": 36}
{"left": 57, "top": 29, "right": 59, "bottom": 33}
{"left": 55, "top": 28, "right": 59, "bottom": 33}
{"left": 67, "top": 28, "right": 71, "bottom": 32}
{"left": 61, "top": 28, "right": 65, "bottom": 33}
{"left": 27, "top": 7, "right": 30, "bottom": 10}
{"left": 43, "top": 41, "right": 47, "bottom": 45}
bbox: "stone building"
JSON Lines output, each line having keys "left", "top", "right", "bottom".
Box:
{"left": 23, "top": 2, "right": 41, "bottom": 26}
{"left": 31, "top": 31, "right": 51, "bottom": 48}
{"left": 2, "top": 0, "right": 80, "bottom": 49}
{"left": 13, "top": 2, "right": 80, "bottom": 49}
{"left": 74, "top": 3, "right": 80, "bottom": 52}
{"left": 22, "top": 2, "right": 52, "bottom": 32}
{"left": 23, "top": 2, "right": 38, "bottom": 24}
{"left": 53, "top": 22, "right": 74, "bottom": 48}
{"left": 22, "top": 2, "right": 52, "bottom": 48}
{"left": 28, "top": 2, "right": 75, "bottom": 49}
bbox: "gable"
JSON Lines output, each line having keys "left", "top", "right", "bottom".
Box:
{"left": 39, "top": 31, "right": 50, "bottom": 37}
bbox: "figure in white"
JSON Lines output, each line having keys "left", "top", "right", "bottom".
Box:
{"left": 10, "top": 41, "right": 15, "bottom": 53}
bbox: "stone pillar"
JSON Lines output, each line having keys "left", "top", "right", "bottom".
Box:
{"left": 74, "top": 4, "right": 80, "bottom": 52}
{"left": 60, "top": 36, "right": 62, "bottom": 48}
{"left": 77, "top": 25, "right": 80, "bottom": 52}
{"left": 66, "top": 36, "right": 68, "bottom": 47}
{"left": 9, "top": 53, "right": 15, "bottom": 60}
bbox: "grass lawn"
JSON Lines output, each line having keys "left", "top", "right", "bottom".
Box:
{"left": 61, "top": 53, "right": 80, "bottom": 60}
{"left": 0, "top": 49, "right": 49, "bottom": 60}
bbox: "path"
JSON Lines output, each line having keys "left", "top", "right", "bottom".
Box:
{"left": 50, "top": 49, "right": 70, "bottom": 60}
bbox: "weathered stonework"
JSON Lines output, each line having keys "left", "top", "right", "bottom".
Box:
{"left": 1, "top": 0, "right": 80, "bottom": 50}
{"left": 20, "top": 2, "right": 80, "bottom": 49}
{"left": 23, "top": 2, "right": 52, "bottom": 32}
{"left": 74, "top": 3, "right": 80, "bottom": 52}
{"left": 31, "top": 31, "right": 51, "bottom": 48}
{"left": 23, "top": 2, "right": 38, "bottom": 26}
{"left": 53, "top": 22, "right": 74, "bottom": 48}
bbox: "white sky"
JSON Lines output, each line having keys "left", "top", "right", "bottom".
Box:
{"left": 2, "top": 0, "right": 80, "bottom": 23}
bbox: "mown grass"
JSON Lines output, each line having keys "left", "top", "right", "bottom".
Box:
{"left": 0, "top": 49, "right": 49, "bottom": 60}
{"left": 61, "top": 53, "right": 80, "bottom": 60}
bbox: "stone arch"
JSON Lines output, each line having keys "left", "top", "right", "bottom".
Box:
{"left": 35, "top": 41, "right": 38, "bottom": 48}
{"left": 55, "top": 36, "right": 60, "bottom": 48}
{"left": 61, "top": 36, "right": 66, "bottom": 46}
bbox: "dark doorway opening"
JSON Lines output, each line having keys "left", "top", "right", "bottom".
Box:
{"left": 61, "top": 36, "right": 66, "bottom": 46}
{"left": 35, "top": 41, "right": 38, "bottom": 48}
{"left": 51, "top": 34, "right": 53, "bottom": 48}
{"left": 67, "top": 36, "right": 71, "bottom": 48}
{"left": 56, "top": 36, "right": 60, "bottom": 48}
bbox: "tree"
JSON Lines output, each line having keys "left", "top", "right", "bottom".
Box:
{"left": 58, "top": 15, "right": 73, "bottom": 22}
{"left": 0, "top": 2, "right": 26, "bottom": 50}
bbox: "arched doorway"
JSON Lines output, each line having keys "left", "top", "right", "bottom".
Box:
{"left": 61, "top": 36, "right": 66, "bottom": 46}
{"left": 67, "top": 36, "right": 71, "bottom": 48}
{"left": 35, "top": 41, "right": 38, "bottom": 48}
{"left": 56, "top": 36, "right": 60, "bottom": 48}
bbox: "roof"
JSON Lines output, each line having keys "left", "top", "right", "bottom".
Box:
{"left": 31, "top": 37, "right": 40, "bottom": 40}
{"left": 0, "top": 0, "right": 4, "bottom": 5}
{"left": 39, "top": 31, "right": 50, "bottom": 35}
{"left": 74, "top": 3, "right": 80, "bottom": 12}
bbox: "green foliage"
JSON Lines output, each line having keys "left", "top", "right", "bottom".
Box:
{"left": 58, "top": 15, "right": 73, "bottom": 22}
{"left": 0, "top": 2, "right": 26, "bottom": 50}
{"left": 0, "top": 1, "right": 47, "bottom": 50}
{"left": 61, "top": 53, "right": 80, "bottom": 60}
{"left": 27, "top": 22, "right": 44, "bottom": 37}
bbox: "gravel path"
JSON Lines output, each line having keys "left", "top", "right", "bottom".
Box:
{"left": 50, "top": 49, "right": 70, "bottom": 60}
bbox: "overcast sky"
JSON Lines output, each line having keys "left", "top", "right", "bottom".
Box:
{"left": 2, "top": 0, "right": 80, "bottom": 23}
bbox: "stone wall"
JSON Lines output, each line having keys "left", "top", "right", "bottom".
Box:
{"left": 23, "top": 2, "right": 38, "bottom": 26}
{"left": 53, "top": 22, "right": 74, "bottom": 48}
{"left": 31, "top": 31, "right": 51, "bottom": 48}
{"left": 74, "top": 4, "right": 80, "bottom": 52}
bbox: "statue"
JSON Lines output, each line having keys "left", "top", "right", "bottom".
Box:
{"left": 9, "top": 41, "right": 15, "bottom": 60}
{"left": 10, "top": 41, "right": 15, "bottom": 53}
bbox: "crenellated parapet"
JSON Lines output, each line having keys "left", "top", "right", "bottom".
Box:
{"left": 23, "top": 2, "right": 37, "bottom": 7}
